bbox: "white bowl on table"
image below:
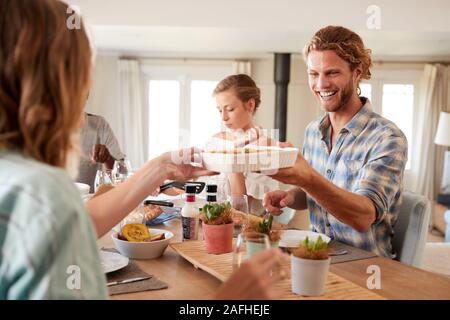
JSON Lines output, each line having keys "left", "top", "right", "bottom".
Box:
{"left": 111, "top": 228, "right": 173, "bottom": 259}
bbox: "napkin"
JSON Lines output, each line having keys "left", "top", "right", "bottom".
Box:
{"left": 101, "top": 248, "right": 168, "bottom": 295}
{"left": 328, "top": 240, "right": 378, "bottom": 264}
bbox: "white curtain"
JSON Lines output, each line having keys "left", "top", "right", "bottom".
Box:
{"left": 411, "top": 64, "right": 450, "bottom": 201}
{"left": 434, "top": 66, "right": 450, "bottom": 194}
{"left": 118, "top": 59, "right": 146, "bottom": 170}
{"left": 410, "top": 65, "right": 437, "bottom": 199}
{"left": 232, "top": 60, "right": 251, "bottom": 75}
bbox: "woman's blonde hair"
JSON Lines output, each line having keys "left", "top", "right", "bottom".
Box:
{"left": 303, "top": 26, "right": 372, "bottom": 81}
{"left": 0, "top": 0, "right": 92, "bottom": 168}
{"left": 213, "top": 74, "right": 261, "bottom": 112}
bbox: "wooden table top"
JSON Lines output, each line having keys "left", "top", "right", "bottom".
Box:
{"left": 98, "top": 219, "right": 450, "bottom": 300}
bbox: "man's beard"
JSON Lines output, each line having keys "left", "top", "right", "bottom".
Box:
{"left": 321, "top": 78, "right": 354, "bottom": 113}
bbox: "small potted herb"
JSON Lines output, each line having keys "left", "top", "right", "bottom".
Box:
{"left": 291, "top": 236, "right": 330, "bottom": 296}
{"left": 257, "top": 214, "right": 281, "bottom": 247}
{"left": 200, "top": 202, "right": 234, "bottom": 254}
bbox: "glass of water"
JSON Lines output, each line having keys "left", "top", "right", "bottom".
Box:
{"left": 232, "top": 231, "right": 270, "bottom": 271}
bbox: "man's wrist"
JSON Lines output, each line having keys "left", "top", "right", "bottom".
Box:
{"left": 296, "top": 166, "right": 315, "bottom": 190}
{"left": 287, "top": 188, "right": 300, "bottom": 207}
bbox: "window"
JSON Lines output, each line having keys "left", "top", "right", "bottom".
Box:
{"left": 359, "top": 83, "right": 372, "bottom": 101}
{"left": 148, "top": 80, "right": 180, "bottom": 158}
{"left": 382, "top": 84, "right": 414, "bottom": 170}
{"left": 359, "top": 68, "right": 421, "bottom": 170}
{"left": 190, "top": 80, "right": 221, "bottom": 147}
{"left": 143, "top": 62, "right": 232, "bottom": 160}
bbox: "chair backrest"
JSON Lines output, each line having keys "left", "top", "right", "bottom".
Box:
{"left": 392, "top": 191, "right": 431, "bottom": 267}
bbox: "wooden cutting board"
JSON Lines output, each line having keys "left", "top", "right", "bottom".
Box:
{"left": 170, "top": 240, "right": 385, "bottom": 300}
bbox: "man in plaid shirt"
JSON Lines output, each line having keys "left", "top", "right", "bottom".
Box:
{"left": 263, "top": 26, "right": 407, "bottom": 258}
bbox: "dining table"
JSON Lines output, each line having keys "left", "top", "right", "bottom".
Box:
{"left": 97, "top": 218, "right": 450, "bottom": 300}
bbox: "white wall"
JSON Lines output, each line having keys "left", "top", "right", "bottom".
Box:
{"left": 86, "top": 54, "right": 321, "bottom": 153}
{"left": 85, "top": 54, "right": 122, "bottom": 144}
{"left": 252, "top": 55, "right": 321, "bottom": 148}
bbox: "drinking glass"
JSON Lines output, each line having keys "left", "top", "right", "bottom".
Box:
{"left": 228, "top": 194, "right": 249, "bottom": 236}
{"left": 94, "top": 165, "right": 113, "bottom": 193}
{"left": 215, "top": 174, "right": 231, "bottom": 202}
{"left": 232, "top": 231, "right": 270, "bottom": 271}
{"left": 112, "top": 159, "right": 132, "bottom": 184}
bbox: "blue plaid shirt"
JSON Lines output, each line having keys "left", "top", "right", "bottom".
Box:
{"left": 302, "top": 98, "right": 408, "bottom": 258}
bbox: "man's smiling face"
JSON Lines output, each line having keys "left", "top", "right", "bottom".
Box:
{"left": 307, "top": 50, "right": 360, "bottom": 113}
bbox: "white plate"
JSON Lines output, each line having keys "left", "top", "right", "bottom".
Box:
{"left": 279, "top": 230, "right": 331, "bottom": 248}
{"left": 99, "top": 250, "right": 129, "bottom": 273}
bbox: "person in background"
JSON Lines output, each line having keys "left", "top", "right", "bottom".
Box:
{"left": 77, "top": 112, "right": 125, "bottom": 192}
{"left": 206, "top": 74, "right": 280, "bottom": 215}
{"left": 263, "top": 26, "right": 408, "bottom": 258}
{"left": 0, "top": 0, "right": 286, "bottom": 300}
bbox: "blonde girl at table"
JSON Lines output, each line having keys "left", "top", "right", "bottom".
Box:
{"left": 0, "top": 0, "right": 286, "bottom": 300}
{"left": 205, "top": 74, "right": 281, "bottom": 215}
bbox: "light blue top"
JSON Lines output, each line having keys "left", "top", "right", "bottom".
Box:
{"left": 0, "top": 150, "right": 108, "bottom": 299}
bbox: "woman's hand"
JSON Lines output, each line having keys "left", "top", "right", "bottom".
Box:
{"left": 164, "top": 162, "right": 215, "bottom": 182}
{"left": 214, "top": 248, "right": 288, "bottom": 300}
{"left": 157, "top": 147, "right": 202, "bottom": 165}
{"left": 158, "top": 147, "right": 216, "bottom": 181}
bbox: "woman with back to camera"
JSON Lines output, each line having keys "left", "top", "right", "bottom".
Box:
{"left": 0, "top": 0, "right": 286, "bottom": 299}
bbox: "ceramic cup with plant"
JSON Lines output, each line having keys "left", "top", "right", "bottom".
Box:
{"left": 200, "top": 202, "right": 234, "bottom": 254}
{"left": 291, "top": 236, "right": 330, "bottom": 296}
{"left": 258, "top": 214, "right": 281, "bottom": 247}
{"left": 243, "top": 213, "right": 281, "bottom": 246}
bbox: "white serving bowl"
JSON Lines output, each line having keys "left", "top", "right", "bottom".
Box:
{"left": 202, "top": 146, "right": 298, "bottom": 173}
{"left": 111, "top": 228, "right": 173, "bottom": 259}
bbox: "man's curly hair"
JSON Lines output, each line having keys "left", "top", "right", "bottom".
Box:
{"left": 303, "top": 25, "right": 373, "bottom": 81}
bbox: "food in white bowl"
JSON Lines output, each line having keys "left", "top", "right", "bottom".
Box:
{"left": 112, "top": 224, "right": 173, "bottom": 259}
